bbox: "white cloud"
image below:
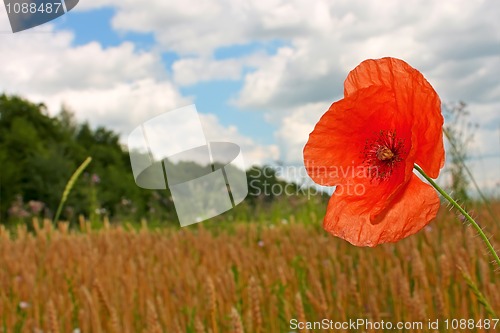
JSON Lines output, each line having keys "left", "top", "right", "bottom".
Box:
{"left": 172, "top": 52, "right": 268, "bottom": 86}
{"left": 0, "top": 27, "right": 165, "bottom": 95}
{"left": 275, "top": 102, "right": 330, "bottom": 162}
{"left": 0, "top": 17, "right": 277, "bottom": 167}
{"left": 0, "top": 23, "right": 184, "bottom": 132}
{"left": 227, "top": 0, "right": 500, "bottom": 192}
{"left": 74, "top": 0, "right": 336, "bottom": 55}
{"left": 30, "top": 79, "right": 190, "bottom": 135}
{"left": 2, "top": 0, "right": 499, "bottom": 186}
{"left": 200, "top": 113, "right": 279, "bottom": 166}
{"left": 173, "top": 57, "right": 242, "bottom": 86}
{"left": 67, "top": 0, "right": 499, "bottom": 117}
{"left": 234, "top": 47, "right": 298, "bottom": 109}
{"left": 442, "top": 123, "right": 500, "bottom": 195}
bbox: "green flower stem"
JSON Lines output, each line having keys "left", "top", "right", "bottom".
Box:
{"left": 414, "top": 164, "right": 500, "bottom": 268}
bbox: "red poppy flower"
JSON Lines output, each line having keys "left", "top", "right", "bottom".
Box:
{"left": 303, "top": 57, "right": 445, "bottom": 247}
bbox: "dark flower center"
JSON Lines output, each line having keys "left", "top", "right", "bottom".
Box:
{"left": 363, "top": 130, "right": 405, "bottom": 181}
{"left": 376, "top": 146, "right": 395, "bottom": 161}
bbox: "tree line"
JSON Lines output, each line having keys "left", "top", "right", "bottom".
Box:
{"left": 0, "top": 94, "right": 304, "bottom": 225}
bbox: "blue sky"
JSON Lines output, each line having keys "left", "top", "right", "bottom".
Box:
{"left": 53, "top": 7, "right": 279, "bottom": 145}
{"left": 1, "top": 0, "right": 499, "bottom": 190}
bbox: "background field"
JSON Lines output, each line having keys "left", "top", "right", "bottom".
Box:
{"left": 1, "top": 202, "right": 499, "bottom": 332}
{"left": 1, "top": 94, "right": 499, "bottom": 332}
{"left": 2, "top": 1, "right": 500, "bottom": 332}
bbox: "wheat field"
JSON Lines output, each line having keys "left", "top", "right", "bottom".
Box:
{"left": 0, "top": 207, "right": 499, "bottom": 333}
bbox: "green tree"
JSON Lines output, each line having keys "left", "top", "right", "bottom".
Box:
{"left": 0, "top": 94, "right": 75, "bottom": 220}
{"left": 0, "top": 94, "right": 160, "bottom": 223}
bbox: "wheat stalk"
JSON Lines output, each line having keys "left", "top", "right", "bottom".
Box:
{"left": 94, "top": 279, "right": 112, "bottom": 315}
{"left": 230, "top": 307, "right": 244, "bottom": 333}
{"left": 206, "top": 277, "right": 218, "bottom": 333}
{"left": 147, "top": 300, "right": 163, "bottom": 333}
{"left": 109, "top": 307, "right": 122, "bottom": 333}
{"left": 295, "top": 292, "right": 308, "bottom": 333}
{"left": 47, "top": 300, "right": 59, "bottom": 333}
{"left": 194, "top": 316, "right": 205, "bottom": 333}
{"left": 249, "top": 277, "right": 262, "bottom": 333}
{"left": 81, "top": 286, "right": 102, "bottom": 333}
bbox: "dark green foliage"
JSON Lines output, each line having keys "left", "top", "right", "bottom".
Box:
{"left": 0, "top": 94, "right": 74, "bottom": 221}
{"left": 0, "top": 93, "right": 321, "bottom": 225}
{"left": 246, "top": 165, "right": 297, "bottom": 203}
{"left": 0, "top": 93, "right": 175, "bottom": 224}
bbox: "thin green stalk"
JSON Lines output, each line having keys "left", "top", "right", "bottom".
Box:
{"left": 53, "top": 157, "right": 92, "bottom": 224}
{"left": 414, "top": 164, "right": 500, "bottom": 268}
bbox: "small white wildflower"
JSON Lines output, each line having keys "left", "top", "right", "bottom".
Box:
{"left": 18, "top": 301, "right": 29, "bottom": 309}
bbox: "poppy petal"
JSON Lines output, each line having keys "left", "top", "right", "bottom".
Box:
{"left": 344, "top": 57, "right": 444, "bottom": 178}
{"left": 304, "top": 85, "right": 415, "bottom": 215}
{"left": 323, "top": 173, "right": 440, "bottom": 247}
{"left": 304, "top": 85, "right": 410, "bottom": 185}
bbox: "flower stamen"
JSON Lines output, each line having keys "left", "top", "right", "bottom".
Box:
{"left": 376, "top": 146, "right": 395, "bottom": 161}
{"left": 363, "top": 130, "right": 405, "bottom": 181}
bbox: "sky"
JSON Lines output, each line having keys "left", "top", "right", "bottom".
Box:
{"left": 0, "top": 0, "right": 499, "bottom": 193}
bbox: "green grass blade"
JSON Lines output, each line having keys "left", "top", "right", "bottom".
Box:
{"left": 458, "top": 267, "right": 497, "bottom": 318}
{"left": 53, "top": 157, "right": 92, "bottom": 224}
